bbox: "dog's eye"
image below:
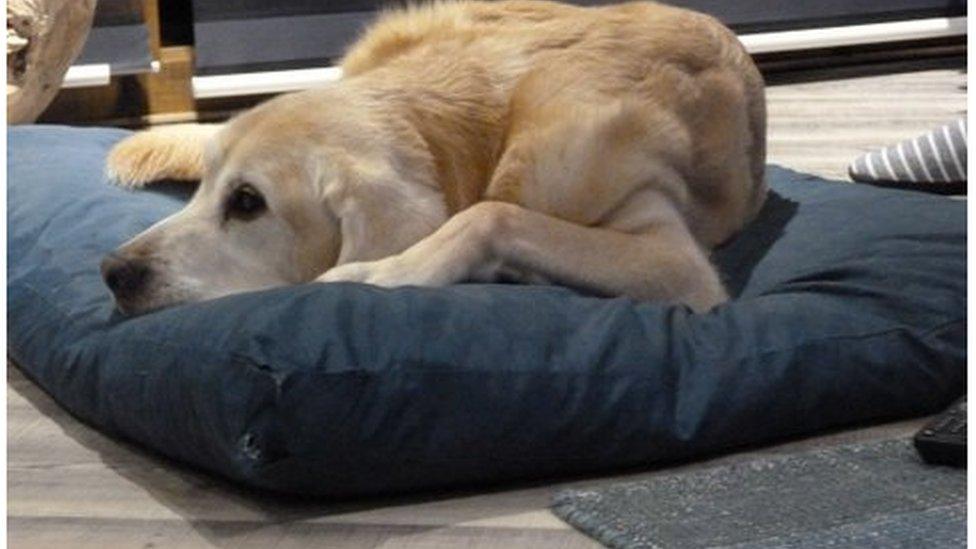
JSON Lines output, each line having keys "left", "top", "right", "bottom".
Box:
{"left": 226, "top": 184, "right": 266, "bottom": 220}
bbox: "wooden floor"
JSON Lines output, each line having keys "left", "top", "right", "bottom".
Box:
{"left": 8, "top": 65, "right": 967, "bottom": 548}
{"left": 765, "top": 66, "right": 967, "bottom": 180}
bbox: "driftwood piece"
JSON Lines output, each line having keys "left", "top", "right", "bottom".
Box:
{"left": 7, "top": 0, "right": 97, "bottom": 124}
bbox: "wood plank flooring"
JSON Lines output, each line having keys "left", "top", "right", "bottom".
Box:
{"left": 8, "top": 65, "right": 967, "bottom": 548}
{"left": 765, "top": 67, "right": 967, "bottom": 180}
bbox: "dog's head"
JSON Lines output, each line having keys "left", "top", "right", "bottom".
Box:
{"left": 102, "top": 91, "right": 444, "bottom": 314}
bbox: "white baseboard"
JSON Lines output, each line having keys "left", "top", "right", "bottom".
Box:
{"left": 61, "top": 60, "right": 160, "bottom": 89}
{"left": 67, "top": 16, "right": 967, "bottom": 96}
{"left": 192, "top": 66, "right": 343, "bottom": 99}
{"left": 739, "top": 15, "right": 966, "bottom": 54}
{"left": 61, "top": 64, "right": 112, "bottom": 88}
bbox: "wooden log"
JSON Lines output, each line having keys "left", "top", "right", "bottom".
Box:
{"left": 7, "top": 0, "right": 97, "bottom": 124}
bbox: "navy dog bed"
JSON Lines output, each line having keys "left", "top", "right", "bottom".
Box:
{"left": 8, "top": 125, "right": 966, "bottom": 497}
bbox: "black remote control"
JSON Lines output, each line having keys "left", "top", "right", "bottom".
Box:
{"left": 914, "top": 396, "right": 966, "bottom": 467}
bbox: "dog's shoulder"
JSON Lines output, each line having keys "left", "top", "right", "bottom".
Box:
{"left": 340, "top": 0, "right": 579, "bottom": 77}
{"left": 340, "top": 2, "right": 474, "bottom": 77}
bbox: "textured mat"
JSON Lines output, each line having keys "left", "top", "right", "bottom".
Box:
{"left": 551, "top": 439, "right": 966, "bottom": 548}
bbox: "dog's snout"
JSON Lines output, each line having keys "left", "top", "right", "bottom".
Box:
{"left": 101, "top": 253, "right": 151, "bottom": 300}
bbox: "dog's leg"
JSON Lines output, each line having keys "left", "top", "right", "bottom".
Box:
{"left": 106, "top": 123, "right": 223, "bottom": 187}
{"left": 321, "top": 97, "right": 732, "bottom": 311}
{"left": 318, "top": 197, "right": 727, "bottom": 312}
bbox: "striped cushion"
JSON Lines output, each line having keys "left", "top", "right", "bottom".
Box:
{"left": 849, "top": 119, "right": 967, "bottom": 188}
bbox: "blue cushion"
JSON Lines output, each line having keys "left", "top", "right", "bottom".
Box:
{"left": 8, "top": 125, "right": 965, "bottom": 497}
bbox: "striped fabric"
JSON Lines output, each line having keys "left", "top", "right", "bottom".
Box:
{"left": 849, "top": 119, "right": 967, "bottom": 186}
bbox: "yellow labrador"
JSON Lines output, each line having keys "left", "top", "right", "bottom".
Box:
{"left": 103, "top": 0, "right": 766, "bottom": 315}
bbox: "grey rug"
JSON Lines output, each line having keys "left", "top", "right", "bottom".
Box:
{"left": 551, "top": 439, "right": 966, "bottom": 548}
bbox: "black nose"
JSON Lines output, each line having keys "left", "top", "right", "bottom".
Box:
{"left": 100, "top": 253, "right": 151, "bottom": 300}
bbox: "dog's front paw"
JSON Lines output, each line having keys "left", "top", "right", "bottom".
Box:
{"left": 317, "top": 257, "right": 406, "bottom": 287}
{"left": 317, "top": 256, "right": 442, "bottom": 288}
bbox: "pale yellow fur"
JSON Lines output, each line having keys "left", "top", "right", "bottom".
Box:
{"left": 106, "top": 124, "right": 223, "bottom": 187}
{"left": 104, "top": 0, "right": 766, "bottom": 313}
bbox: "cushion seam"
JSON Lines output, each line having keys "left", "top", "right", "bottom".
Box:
{"left": 12, "top": 283, "right": 965, "bottom": 377}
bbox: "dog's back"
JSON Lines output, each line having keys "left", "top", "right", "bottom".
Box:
{"left": 103, "top": 1, "right": 767, "bottom": 313}
{"left": 340, "top": 0, "right": 766, "bottom": 245}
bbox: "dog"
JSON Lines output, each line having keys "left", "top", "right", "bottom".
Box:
{"left": 103, "top": 0, "right": 766, "bottom": 315}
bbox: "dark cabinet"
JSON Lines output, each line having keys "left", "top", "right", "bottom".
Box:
{"left": 189, "top": 0, "right": 966, "bottom": 75}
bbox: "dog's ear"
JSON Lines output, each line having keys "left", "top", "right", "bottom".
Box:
{"left": 106, "top": 123, "right": 223, "bottom": 188}
{"left": 331, "top": 174, "right": 449, "bottom": 266}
